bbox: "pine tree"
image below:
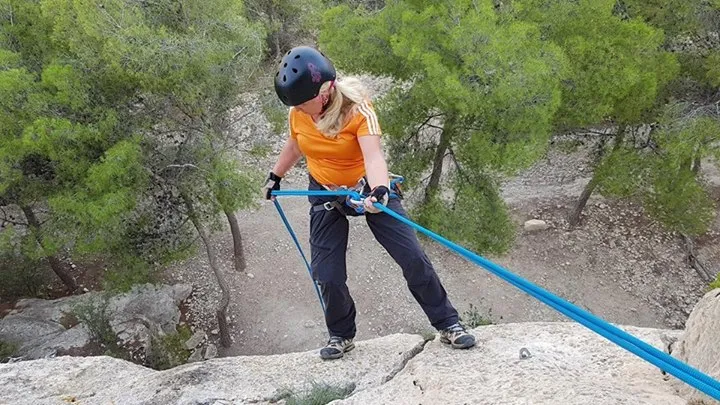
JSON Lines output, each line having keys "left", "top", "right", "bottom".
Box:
{"left": 320, "top": 0, "right": 568, "bottom": 254}
{"left": 0, "top": 0, "right": 264, "bottom": 332}
{"left": 511, "top": 0, "right": 679, "bottom": 225}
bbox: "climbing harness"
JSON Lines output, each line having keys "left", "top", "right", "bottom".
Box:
{"left": 311, "top": 174, "right": 404, "bottom": 215}
{"left": 270, "top": 187, "right": 720, "bottom": 400}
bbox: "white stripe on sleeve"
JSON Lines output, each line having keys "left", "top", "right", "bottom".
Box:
{"left": 357, "top": 101, "right": 380, "bottom": 135}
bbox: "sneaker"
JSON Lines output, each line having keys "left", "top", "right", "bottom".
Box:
{"left": 439, "top": 323, "right": 476, "bottom": 349}
{"left": 320, "top": 336, "right": 355, "bottom": 360}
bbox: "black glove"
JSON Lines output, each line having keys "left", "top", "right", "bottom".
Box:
{"left": 263, "top": 171, "right": 282, "bottom": 200}
{"left": 370, "top": 185, "right": 389, "bottom": 206}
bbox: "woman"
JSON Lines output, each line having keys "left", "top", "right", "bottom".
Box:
{"left": 264, "top": 46, "right": 475, "bottom": 360}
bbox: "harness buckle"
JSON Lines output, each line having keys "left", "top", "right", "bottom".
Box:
{"left": 322, "top": 201, "right": 335, "bottom": 211}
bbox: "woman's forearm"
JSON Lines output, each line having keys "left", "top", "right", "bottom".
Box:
{"left": 358, "top": 135, "right": 389, "bottom": 189}
{"left": 364, "top": 155, "right": 389, "bottom": 190}
{"left": 272, "top": 138, "right": 303, "bottom": 177}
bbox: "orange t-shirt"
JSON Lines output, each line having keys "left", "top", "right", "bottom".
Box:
{"left": 289, "top": 100, "right": 382, "bottom": 187}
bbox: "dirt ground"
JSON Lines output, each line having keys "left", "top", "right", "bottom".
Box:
{"left": 163, "top": 143, "right": 720, "bottom": 357}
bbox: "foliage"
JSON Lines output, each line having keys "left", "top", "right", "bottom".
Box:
{"left": 643, "top": 163, "right": 715, "bottom": 236}
{"left": 101, "top": 255, "right": 157, "bottom": 293}
{"left": 0, "top": 247, "right": 51, "bottom": 299}
{"left": 706, "top": 51, "right": 720, "bottom": 88}
{"left": 244, "top": 0, "right": 321, "bottom": 60}
{"left": 209, "top": 156, "right": 261, "bottom": 214}
{"left": 277, "top": 382, "right": 356, "bottom": 405}
{"left": 460, "top": 303, "right": 493, "bottom": 328}
{"left": 324, "top": 0, "right": 384, "bottom": 11}
{"left": 261, "top": 90, "right": 291, "bottom": 135}
{"left": 710, "top": 273, "right": 720, "bottom": 291}
{"left": 0, "top": 340, "right": 17, "bottom": 361}
{"left": 511, "top": 0, "right": 688, "bottom": 233}
{"left": 412, "top": 176, "right": 516, "bottom": 255}
{"left": 146, "top": 324, "right": 192, "bottom": 371}
{"left": 617, "top": 0, "right": 704, "bottom": 36}
{"left": 71, "top": 296, "right": 126, "bottom": 359}
{"left": 320, "top": 0, "right": 684, "bottom": 254}
{"left": 321, "top": 0, "right": 566, "bottom": 253}
{"left": 0, "top": 0, "right": 264, "bottom": 292}
{"left": 642, "top": 113, "right": 719, "bottom": 235}
{"left": 619, "top": 0, "right": 720, "bottom": 94}
{"left": 596, "top": 108, "right": 720, "bottom": 236}
{"left": 513, "top": 0, "right": 678, "bottom": 128}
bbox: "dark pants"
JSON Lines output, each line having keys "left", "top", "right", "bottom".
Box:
{"left": 307, "top": 176, "right": 459, "bottom": 339}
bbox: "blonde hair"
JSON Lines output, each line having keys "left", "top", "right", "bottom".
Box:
{"left": 315, "top": 77, "right": 368, "bottom": 138}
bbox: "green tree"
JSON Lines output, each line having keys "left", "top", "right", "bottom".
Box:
{"left": 51, "top": 0, "right": 261, "bottom": 344}
{"left": 619, "top": 0, "right": 720, "bottom": 99}
{"left": 511, "top": 0, "right": 679, "bottom": 226}
{"left": 0, "top": 0, "right": 264, "bottom": 320}
{"left": 596, "top": 114, "right": 719, "bottom": 236}
{"left": 595, "top": 105, "right": 719, "bottom": 281}
{"left": 321, "top": 0, "right": 567, "bottom": 254}
{"left": 0, "top": 0, "right": 142, "bottom": 290}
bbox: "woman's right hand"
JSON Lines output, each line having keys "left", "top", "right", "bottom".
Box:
{"left": 264, "top": 138, "right": 302, "bottom": 200}
{"left": 263, "top": 171, "right": 282, "bottom": 200}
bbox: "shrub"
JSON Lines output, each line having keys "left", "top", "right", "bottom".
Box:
{"left": 461, "top": 303, "right": 493, "bottom": 328}
{"left": 0, "top": 251, "right": 51, "bottom": 300}
{"left": 710, "top": 273, "right": 720, "bottom": 291}
{"left": 276, "top": 382, "right": 355, "bottom": 405}
{"left": 0, "top": 341, "right": 18, "bottom": 362}
{"left": 145, "top": 324, "right": 193, "bottom": 371}
{"left": 71, "top": 296, "right": 126, "bottom": 359}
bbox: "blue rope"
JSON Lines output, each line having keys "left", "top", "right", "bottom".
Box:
{"left": 271, "top": 198, "right": 326, "bottom": 313}
{"left": 271, "top": 189, "right": 720, "bottom": 400}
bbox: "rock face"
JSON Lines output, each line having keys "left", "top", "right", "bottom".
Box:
{"left": 671, "top": 288, "right": 720, "bottom": 404}
{"left": 341, "top": 324, "right": 684, "bottom": 405}
{"left": 107, "top": 283, "right": 192, "bottom": 360}
{"left": 0, "top": 294, "right": 95, "bottom": 360}
{"left": 0, "top": 284, "right": 192, "bottom": 361}
{"left": 0, "top": 323, "right": 691, "bottom": 405}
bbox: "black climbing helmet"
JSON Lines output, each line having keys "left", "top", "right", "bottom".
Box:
{"left": 274, "top": 46, "right": 337, "bottom": 107}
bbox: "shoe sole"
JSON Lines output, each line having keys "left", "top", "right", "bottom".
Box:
{"left": 440, "top": 336, "right": 476, "bottom": 349}
{"left": 320, "top": 342, "right": 355, "bottom": 360}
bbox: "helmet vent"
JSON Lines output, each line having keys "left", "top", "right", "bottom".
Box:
{"left": 292, "top": 68, "right": 298, "bottom": 73}
{"left": 283, "top": 63, "right": 287, "bottom": 68}
{"left": 294, "top": 54, "right": 301, "bottom": 59}
{"left": 283, "top": 75, "right": 287, "bottom": 82}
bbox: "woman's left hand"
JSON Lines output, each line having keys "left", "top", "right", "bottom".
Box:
{"left": 364, "top": 185, "right": 389, "bottom": 214}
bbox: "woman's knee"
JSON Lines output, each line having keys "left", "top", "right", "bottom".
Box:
{"left": 312, "top": 264, "right": 347, "bottom": 285}
{"left": 401, "top": 253, "right": 436, "bottom": 285}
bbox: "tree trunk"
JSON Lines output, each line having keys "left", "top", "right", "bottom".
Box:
{"left": 182, "top": 194, "right": 233, "bottom": 348}
{"left": 271, "top": 11, "right": 281, "bottom": 61}
{"left": 568, "top": 125, "right": 626, "bottom": 227}
{"left": 691, "top": 156, "right": 701, "bottom": 174}
{"left": 424, "top": 117, "right": 454, "bottom": 205}
{"left": 568, "top": 177, "right": 599, "bottom": 227}
{"left": 681, "top": 233, "right": 712, "bottom": 282}
{"left": 225, "top": 209, "right": 246, "bottom": 272}
{"left": 20, "top": 204, "right": 77, "bottom": 292}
